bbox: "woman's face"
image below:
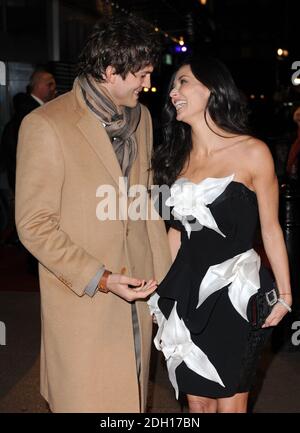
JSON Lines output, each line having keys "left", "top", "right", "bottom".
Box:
{"left": 169, "top": 64, "right": 210, "bottom": 125}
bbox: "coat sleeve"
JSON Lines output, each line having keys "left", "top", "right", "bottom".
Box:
{"left": 15, "top": 111, "right": 102, "bottom": 297}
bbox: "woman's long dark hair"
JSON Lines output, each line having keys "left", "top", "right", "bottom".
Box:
{"left": 152, "top": 56, "right": 251, "bottom": 186}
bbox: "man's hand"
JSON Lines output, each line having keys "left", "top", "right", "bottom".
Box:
{"left": 106, "top": 273, "right": 157, "bottom": 302}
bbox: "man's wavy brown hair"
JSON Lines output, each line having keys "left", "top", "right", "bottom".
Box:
{"left": 77, "top": 15, "right": 161, "bottom": 81}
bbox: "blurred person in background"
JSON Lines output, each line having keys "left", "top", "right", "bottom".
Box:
{"left": 0, "top": 69, "right": 56, "bottom": 244}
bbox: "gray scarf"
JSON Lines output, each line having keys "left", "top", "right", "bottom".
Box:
{"left": 78, "top": 75, "right": 141, "bottom": 178}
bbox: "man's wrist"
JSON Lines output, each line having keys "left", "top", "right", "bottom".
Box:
{"left": 98, "top": 270, "right": 112, "bottom": 293}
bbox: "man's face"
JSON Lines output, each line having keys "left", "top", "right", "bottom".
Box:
{"left": 34, "top": 72, "right": 56, "bottom": 102}
{"left": 109, "top": 65, "right": 154, "bottom": 108}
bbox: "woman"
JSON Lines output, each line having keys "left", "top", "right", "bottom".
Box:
{"left": 149, "top": 57, "right": 292, "bottom": 413}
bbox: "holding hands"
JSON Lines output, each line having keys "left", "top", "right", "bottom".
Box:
{"left": 105, "top": 270, "right": 157, "bottom": 302}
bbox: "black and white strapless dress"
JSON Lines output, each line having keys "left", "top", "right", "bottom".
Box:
{"left": 148, "top": 175, "right": 273, "bottom": 399}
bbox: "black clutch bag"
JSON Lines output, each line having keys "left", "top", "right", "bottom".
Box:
{"left": 248, "top": 281, "right": 279, "bottom": 329}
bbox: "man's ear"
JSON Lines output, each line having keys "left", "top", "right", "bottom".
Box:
{"left": 104, "top": 66, "right": 117, "bottom": 84}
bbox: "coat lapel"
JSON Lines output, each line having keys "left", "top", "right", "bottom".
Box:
{"left": 73, "top": 81, "right": 149, "bottom": 200}
{"left": 129, "top": 107, "right": 150, "bottom": 189}
{"left": 128, "top": 136, "right": 140, "bottom": 189}
{"left": 74, "top": 82, "right": 124, "bottom": 189}
{"left": 76, "top": 113, "right": 124, "bottom": 189}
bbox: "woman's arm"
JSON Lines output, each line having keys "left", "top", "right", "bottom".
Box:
{"left": 251, "top": 139, "right": 292, "bottom": 327}
{"left": 168, "top": 227, "right": 181, "bottom": 262}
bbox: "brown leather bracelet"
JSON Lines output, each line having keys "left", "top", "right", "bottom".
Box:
{"left": 98, "top": 270, "right": 112, "bottom": 293}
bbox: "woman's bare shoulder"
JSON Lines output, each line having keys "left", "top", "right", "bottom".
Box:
{"left": 240, "top": 137, "right": 275, "bottom": 179}
{"left": 237, "top": 136, "right": 273, "bottom": 161}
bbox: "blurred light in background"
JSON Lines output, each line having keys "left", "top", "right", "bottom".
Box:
{"left": 163, "top": 54, "right": 173, "bottom": 65}
{"left": 277, "top": 48, "right": 289, "bottom": 57}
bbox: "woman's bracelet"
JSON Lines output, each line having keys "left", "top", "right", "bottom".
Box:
{"left": 277, "top": 298, "right": 292, "bottom": 312}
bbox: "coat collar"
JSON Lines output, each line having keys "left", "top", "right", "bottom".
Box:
{"left": 73, "top": 79, "right": 146, "bottom": 192}
{"left": 74, "top": 80, "right": 124, "bottom": 189}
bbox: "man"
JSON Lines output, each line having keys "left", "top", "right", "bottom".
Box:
{"left": 1, "top": 69, "right": 56, "bottom": 191}
{"left": 15, "top": 16, "right": 171, "bottom": 413}
{"left": 27, "top": 69, "right": 57, "bottom": 109}
{"left": 0, "top": 69, "right": 56, "bottom": 244}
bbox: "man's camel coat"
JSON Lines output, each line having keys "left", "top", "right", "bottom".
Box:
{"left": 15, "top": 82, "right": 171, "bottom": 413}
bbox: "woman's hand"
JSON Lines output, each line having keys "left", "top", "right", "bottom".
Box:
{"left": 262, "top": 294, "right": 292, "bottom": 328}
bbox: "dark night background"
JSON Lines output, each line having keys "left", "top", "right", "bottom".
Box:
{"left": 0, "top": 0, "right": 299, "bottom": 140}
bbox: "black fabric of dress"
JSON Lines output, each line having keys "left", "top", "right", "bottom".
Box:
{"left": 157, "top": 181, "right": 273, "bottom": 398}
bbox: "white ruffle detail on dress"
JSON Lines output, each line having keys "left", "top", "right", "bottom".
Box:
{"left": 197, "top": 248, "right": 261, "bottom": 321}
{"left": 165, "top": 174, "right": 234, "bottom": 238}
{"left": 148, "top": 294, "right": 225, "bottom": 399}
